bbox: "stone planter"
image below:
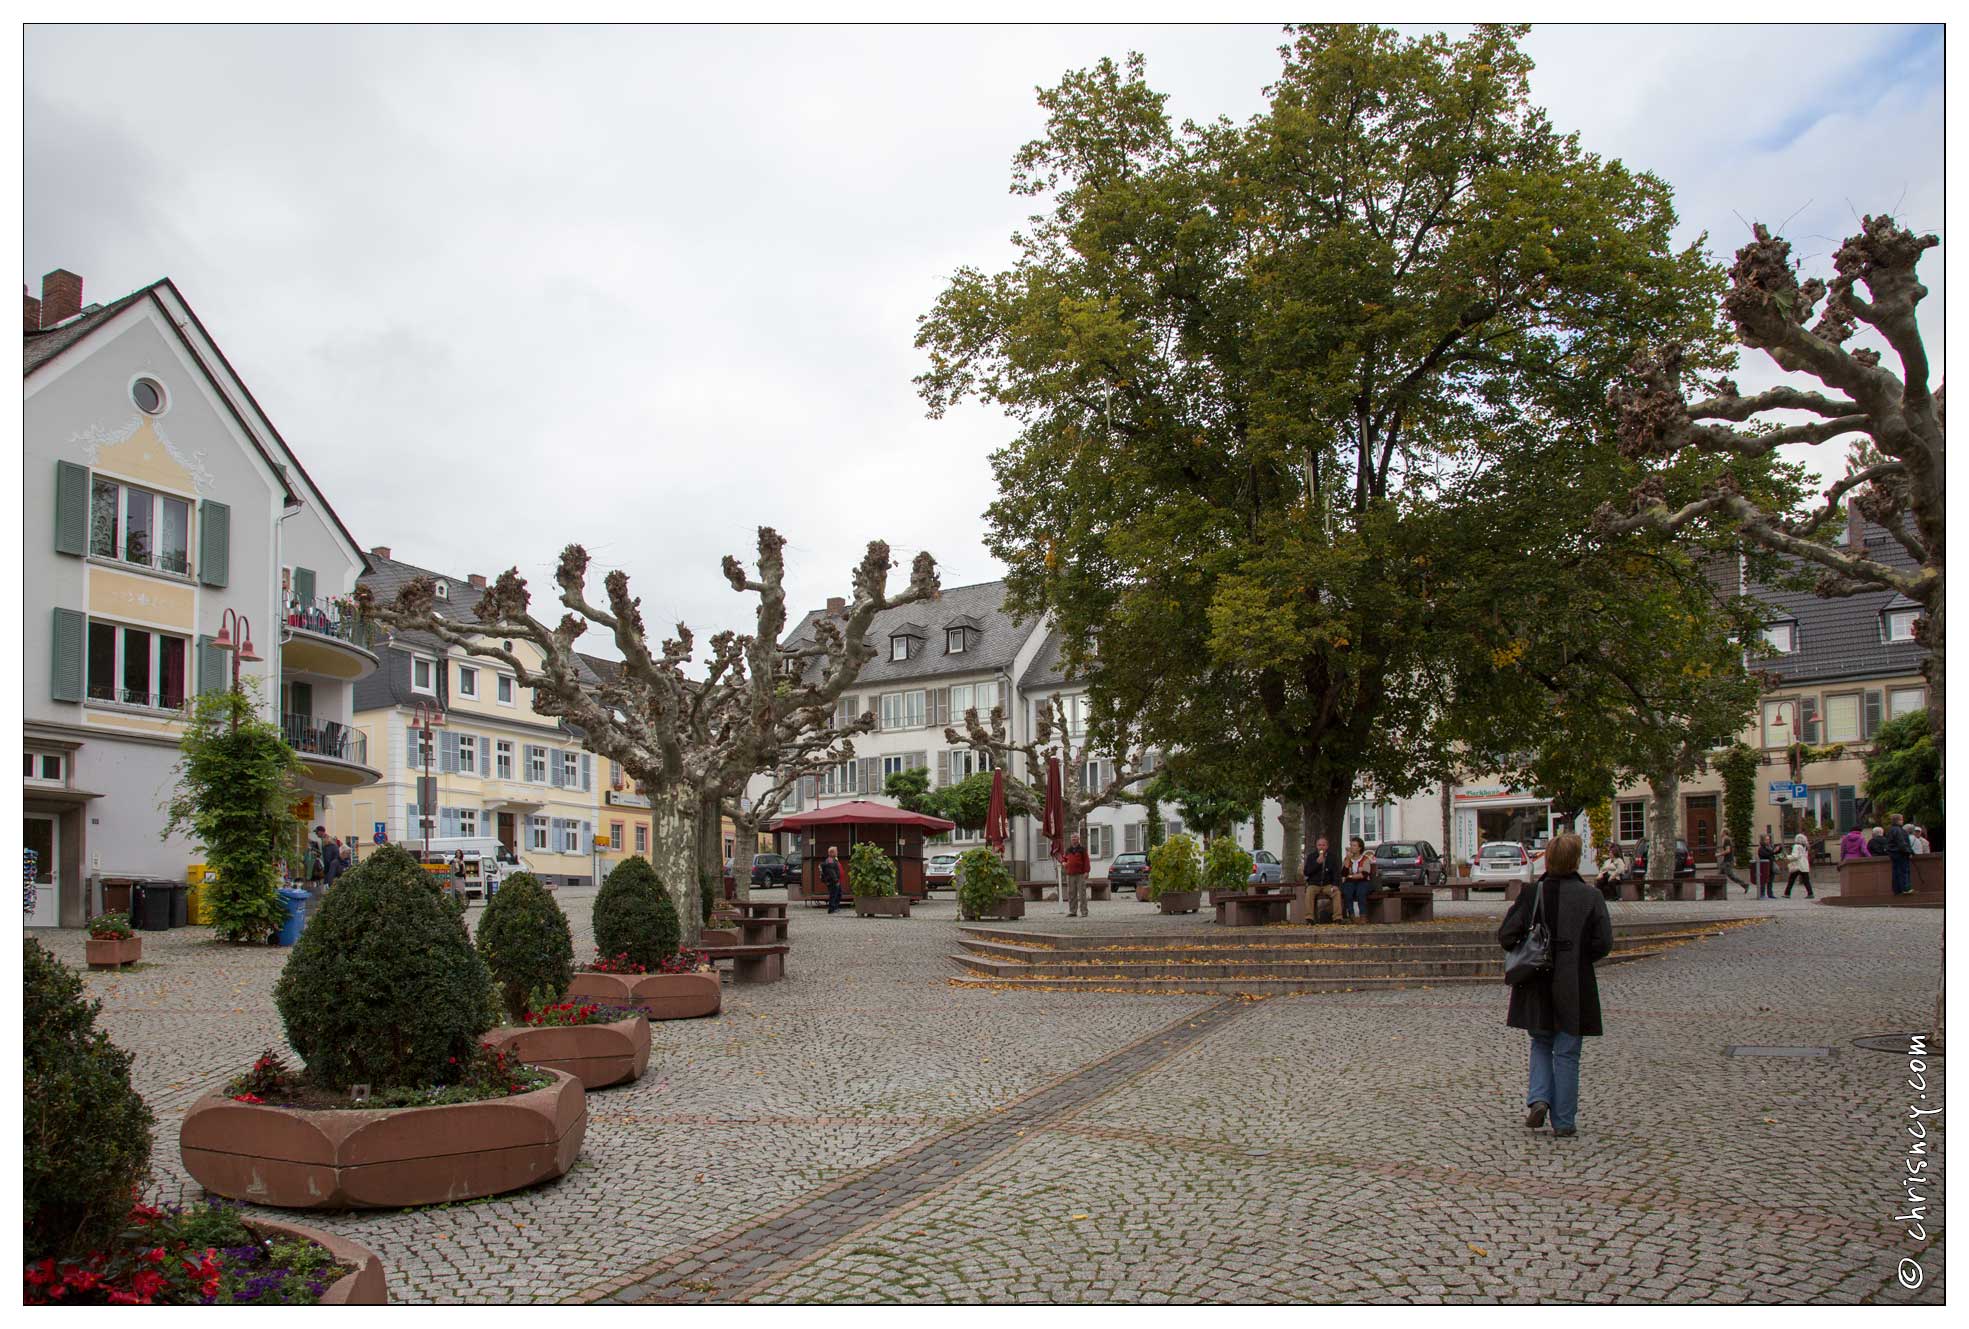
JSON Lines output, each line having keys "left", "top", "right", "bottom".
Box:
{"left": 482, "top": 1014, "right": 651, "bottom": 1091}
{"left": 179, "top": 1068, "right": 586, "bottom": 1210}
{"left": 1135, "top": 883, "right": 1155, "bottom": 903}
{"left": 699, "top": 928, "right": 740, "bottom": 947}
{"left": 854, "top": 895, "right": 911, "bottom": 918}
{"left": 246, "top": 1217, "right": 388, "bottom": 1304}
{"left": 86, "top": 936, "right": 142, "bottom": 969}
{"left": 567, "top": 970, "right": 721, "bottom": 1020}
{"left": 968, "top": 894, "right": 1026, "bottom": 921}
{"left": 1155, "top": 891, "right": 1202, "bottom": 915}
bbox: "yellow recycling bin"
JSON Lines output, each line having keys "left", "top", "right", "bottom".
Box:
{"left": 187, "top": 864, "right": 218, "bottom": 924}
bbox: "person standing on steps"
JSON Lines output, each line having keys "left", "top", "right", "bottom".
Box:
{"left": 821, "top": 845, "right": 844, "bottom": 913}
{"left": 1498, "top": 833, "right": 1613, "bottom": 1139}
{"left": 1885, "top": 813, "right": 1915, "bottom": 895}
{"left": 1059, "top": 835, "right": 1091, "bottom": 918}
{"left": 1784, "top": 832, "right": 1814, "bottom": 898}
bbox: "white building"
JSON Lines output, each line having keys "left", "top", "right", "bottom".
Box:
{"left": 24, "top": 270, "right": 378, "bottom": 925}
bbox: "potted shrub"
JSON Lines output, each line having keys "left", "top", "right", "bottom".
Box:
{"left": 475, "top": 871, "right": 573, "bottom": 1023}
{"left": 566, "top": 857, "right": 720, "bottom": 1019}
{"left": 25, "top": 939, "right": 385, "bottom": 1302}
{"left": 180, "top": 845, "right": 585, "bottom": 1210}
{"left": 85, "top": 911, "right": 141, "bottom": 969}
{"left": 1148, "top": 834, "right": 1204, "bottom": 914}
{"left": 1202, "top": 838, "right": 1255, "bottom": 904}
{"left": 849, "top": 842, "right": 910, "bottom": 917}
{"left": 955, "top": 847, "right": 1023, "bottom": 921}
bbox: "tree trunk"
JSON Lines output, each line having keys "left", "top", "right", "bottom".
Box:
{"left": 1439, "top": 777, "right": 1455, "bottom": 865}
{"left": 648, "top": 783, "right": 704, "bottom": 945}
{"left": 1312, "top": 790, "right": 1347, "bottom": 857}
{"left": 1281, "top": 800, "right": 1303, "bottom": 884}
{"left": 1251, "top": 805, "right": 1265, "bottom": 854}
{"left": 1646, "top": 773, "right": 1679, "bottom": 898}
{"left": 728, "top": 814, "right": 757, "bottom": 903}
{"left": 695, "top": 794, "right": 724, "bottom": 932}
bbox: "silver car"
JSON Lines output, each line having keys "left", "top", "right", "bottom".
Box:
{"left": 1247, "top": 849, "right": 1283, "bottom": 883}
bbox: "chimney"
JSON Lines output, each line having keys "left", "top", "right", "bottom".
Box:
{"left": 39, "top": 270, "right": 82, "bottom": 327}
{"left": 468, "top": 573, "right": 487, "bottom": 590}
{"left": 370, "top": 545, "right": 392, "bottom": 561}
{"left": 24, "top": 284, "right": 42, "bottom": 332}
{"left": 825, "top": 596, "right": 846, "bottom": 617}
{"left": 1846, "top": 497, "right": 1863, "bottom": 550}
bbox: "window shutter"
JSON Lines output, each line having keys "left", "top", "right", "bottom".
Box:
{"left": 861, "top": 756, "right": 880, "bottom": 794}
{"left": 54, "top": 461, "right": 90, "bottom": 556}
{"left": 197, "top": 500, "right": 229, "bottom": 588}
{"left": 549, "top": 752, "right": 563, "bottom": 787}
{"left": 1862, "top": 690, "right": 1883, "bottom": 739}
{"left": 480, "top": 735, "right": 492, "bottom": 774}
{"left": 293, "top": 566, "right": 316, "bottom": 606}
{"left": 1800, "top": 697, "right": 1820, "bottom": 743}
{"left": 581, "top": 753, "right": 592, "bottom": 792}
{"left": 937, "top": 750, "right": 951, "bottom": 788}
{"left": 50, "top": 608, "right": 85, "bottom": 701}
{"left": 932, "top": 687, "right": 950, "bottom": 727}
{"left": 440, "top": 734, "right": 458, "bottom": 774}
{"left": 197, "top": 634, "right": 227, "bottom": 697}
{"left": 581, "top": 820, "right": 593, "bottom": 854}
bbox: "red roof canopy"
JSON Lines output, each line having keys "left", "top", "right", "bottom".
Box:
{"left": 767, "top": 800, "right": 956, "bottom": 832}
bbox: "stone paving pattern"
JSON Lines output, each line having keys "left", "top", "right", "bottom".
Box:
{"left": 36, "top": 884, "right": 1944, "bottom": 1304}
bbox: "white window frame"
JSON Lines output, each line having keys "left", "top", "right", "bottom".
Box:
{"left": 560, "top": 819, "right": 581, "bottom": 853}
{"left": 947, "top": 627, "right": 968, "bottom": 654}
{"left": 1762, "top": 622, "right": 1798, "bottom": 654}
{"left": 1884, "top": 609, "right": 1920, "bottom": 643}
{"left": 457, "top": 664, "right": 479, "bottom": 698}
{"left": 456, "top": 807, "right": 479, "bottom": 838}
{"left": 529, "top": 816, "right": 549, "bottom": 851}
{"left": 496, "top": 674, "right": 515, "bottom": 706}
{"left": 1616, "top": 800, "right": 1646, "bottom": 842}
{"left": 25, "top": 751, "right": 65, "bottom": 785}
{"left": 1888, "top": 686, "right": 1926, "bottom": 720}
{"left": 456, "top": 732, "right": 477, "bottom": 775}
{"left": 891, "top": 636, "right": 910, "bottom": 662}
{"left": 560, "top": 751, "right": 580, "bottom": 786}
{"left": 610, "top": 820, "right": 626, "bottom": 851}
{"left": 495, "top": 739, "right": 514, "bottom": 780}
{"left": 527, "top": 746, "right": 548, "bottom": 783}
{"left": 1823, "top": 692, "right": 1862, "bottom": 744}
{"left": 635, "top": 823, "right": 648, "bottom": 853}
{"left": 85, "top": 619, "right": 190, "bottom": 712}
{"left": 89, "top": 475, "right": 193, "bottom": 577}
{"left": 411, "top": 656, "right": 436, "bottom": 695}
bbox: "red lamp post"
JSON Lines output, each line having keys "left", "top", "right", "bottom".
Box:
{"left": 407, "top": 700, "right": 446, "bottom": 861}
{"left": 211, "top": 609, "right": 261, "bottom": 731}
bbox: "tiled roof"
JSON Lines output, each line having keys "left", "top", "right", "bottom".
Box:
{"left": 1020, "top": 628, "right": 1073, "bottom": 691}
{"left": 22, "top": 285, "right": 158, "bottom": 374}
{"left": 1748, "top": 522, "right": 1929, "bottom": 685}
{"left": 783, "top": 579, "right": 1038, "bottom": 685}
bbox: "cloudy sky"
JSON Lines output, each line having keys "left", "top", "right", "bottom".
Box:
{"left": 24, "top": 23, "right": 1944, "bottom": 656}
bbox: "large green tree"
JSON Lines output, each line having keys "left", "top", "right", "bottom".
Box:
{"left": 918, "top": 25, "right": 1723, "bottom": 846}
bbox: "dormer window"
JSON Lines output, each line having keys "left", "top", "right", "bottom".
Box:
{"left": 1884, "top": 608, "right": 1920, "bottom": 643}
{"left": 892, "top": 636, "right": 910, "bottom": 661}
{"left": 1762, "top": 621, "right": 1797, "bottom": 654}
{"left": 947, "top": 627, "right": 969, "bottom": 654}
{"left": 433, "top": 580, "right": 450, "bottom": 601}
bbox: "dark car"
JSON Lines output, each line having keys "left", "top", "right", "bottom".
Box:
{"left": 1373, "top": 839, "right": 1445, "bottom": 887}
{"left": 1629, "top": 840, "right": 1696, "bottom": 880}
{"left": 749, "top": 852, "right": 793, "bottom": 886}
{"left": 1108, "top": 852, "right": 1150, "bottom": 889}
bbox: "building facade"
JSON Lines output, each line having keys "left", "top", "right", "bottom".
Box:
{"left": 24, "top": 271, "right": 378, "bottom": 925}
{"left": 343, "top": 555, "right": 604, "bottom": 888}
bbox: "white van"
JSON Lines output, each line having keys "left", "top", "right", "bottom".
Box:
{"left": 408, "top": 838, "right": 540, "bottom": 900}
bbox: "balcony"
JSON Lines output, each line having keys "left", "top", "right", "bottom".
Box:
{"left": 284, "top": 713, "right": 381, "bottom": 791}
{"left": 280, "top": 596, "right": 380, "bottom": 681}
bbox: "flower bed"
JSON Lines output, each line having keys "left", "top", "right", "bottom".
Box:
{"left": 86, "top": 912, "right": 142, "bottom": 969}
{"left": 23, "top": 1199, "right": 384, "bottom": 1305}
{"left": 482, "top": 1001, "right": 651, "bottom": 1090}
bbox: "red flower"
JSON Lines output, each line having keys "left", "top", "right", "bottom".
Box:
{"left": 26, "top": 1259, "right": 55, "bottom": 1286}
{"left": 130, "top": 1268, "right": 167, "bottom": 1299}
{"left": 107, "top": 1289, "right": 141, "bottom": 1305}
{"left": 232, "top": 1092, "right": 265, "bottom": 1105}
{"left": 63, "top": 1266, "right": 101, "bottom": 1291}
{"left": 139, "top": 1248, "right": 165, "bottom": 1265}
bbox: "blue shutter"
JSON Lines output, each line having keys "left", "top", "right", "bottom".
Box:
{"left": 549, "top": 752, "right": 563, "bottom": 788}
{"left": 439, "top": 733, "right": 457, "bottom": 774}
{"left": 581, "top": 753, "right": 592, "bottom": 792}
{"left": 480, "top": 735, "right": 492, "bottom": 775}
{"left": 292, "top": 566, "right": 316, "bottom": 608}
{"left": 54, "top": 461, "right": 89, "bottom": 556}
{"left": 50, "top": 608, "right": 85, "bottom": 702}
{"left": 197, "top": 500, "right": 229, "bottom": 588}
{"left": 196, "top": 634, "right": 227, "bottom": 697}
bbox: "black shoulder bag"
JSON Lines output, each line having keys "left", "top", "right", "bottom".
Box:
{"left": 1503, "top": 876, "right": 1554, "bottom": 987}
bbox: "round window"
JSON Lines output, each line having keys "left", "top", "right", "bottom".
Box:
{"left": 132, "top": 378, "right": 166, "bottom": 413}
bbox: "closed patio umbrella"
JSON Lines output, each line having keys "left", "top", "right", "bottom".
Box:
{"left": 1042, "top": 756, "right": 1065, "bottom": 862}
{"left": 984, "top": 767, "right": 1010, "bottom": 853}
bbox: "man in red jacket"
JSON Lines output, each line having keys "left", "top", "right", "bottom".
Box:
{"left": 1060, "top": 835, "right": 1092, "bottom": 918}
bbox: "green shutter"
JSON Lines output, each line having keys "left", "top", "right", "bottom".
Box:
{"left": 50, "top": 608, "right": 85, "bottom": 702}
{"left": 54, "top": 461, "right": 90, "bottom": 556}
{"left": 198, "top": 500, "right": 230, "bottom": 588}
{"left": 293, "top": 566, "right": 315, "bottom": 606}
{"left": 197, "top": 634, "right": 228, "bottom": 696}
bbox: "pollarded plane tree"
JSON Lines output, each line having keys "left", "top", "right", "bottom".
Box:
{"left": 718, "top": 745, "right": 849, "bottom": 899}
{"left": 1601, "top": 215, "right": 1944, "bottom": 733}
{"left": 359, "top": 528, "right": 939, "bottom": 939}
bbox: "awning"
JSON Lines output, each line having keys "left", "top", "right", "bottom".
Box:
{"left": 767, "top": 799, "right": 956, "bottom": 833}
{"left": 24, "top": 785, "right": 104, "bottom": 807}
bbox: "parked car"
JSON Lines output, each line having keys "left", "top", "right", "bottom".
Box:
{"left": 1469, "top": 841, "right": 1534, "bottom": 889}
{"left": 1630, "top": 839, "right": 1696, "bottom": 880}
{"left": 748, "top": 852, "right": 794, "bottom": 886}
{"left": 1108, "top": 852, "right": 1150, "bottom": 889}
{"left": 1247, "top": 849, "right": 1283, "bottom": 884}
{"left": 925, "top": 852, "right": 959, "bottom": 888}
{"left": 1373, "top": 839, "right": 1445, "bottom": 887}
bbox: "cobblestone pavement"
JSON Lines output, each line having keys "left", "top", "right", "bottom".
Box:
{"left": 34, "top": 885, "right": 1944, "bottom": 1304}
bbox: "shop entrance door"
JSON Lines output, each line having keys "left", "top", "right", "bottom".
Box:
{"left": 1685, "top": 796, "right": 1719, "bottom": 857}
{"left": 24, "top": 814, "right": 60, "bottom": 928}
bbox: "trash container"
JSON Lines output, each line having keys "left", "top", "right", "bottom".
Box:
{"left": 103, "top": 877, "right": 137, "bottom": 916}
{"left": 188, "top": 882, "right": 214, "bottom": 925}
{"left": 275, "top": 887, "right": 312, "bottom": 946}
{"left": 133, "top": 882, "right": 173, "bottom": 931}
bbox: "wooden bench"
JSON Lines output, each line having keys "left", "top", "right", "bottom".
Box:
{"left": 1213, "top": 892, "right": 1293, "bottom": 928}
{"left": 697, "top": 943, "right": 789, "bottom": 985}
{"left": 1017, "top": 882, "right": 1056, "bottom": 903}
{"left": 737, "top": 915, "right": 787, "bottom": 944}
{"left": 1365, "top": 889, "right": 1435, "bottom": 924}
{"left": 1087, "top": 881, "right": 1112, "bottom": 901}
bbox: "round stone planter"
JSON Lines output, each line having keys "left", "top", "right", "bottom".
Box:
{"left": 482, "top": 1014, "right": 651, "bottom": 1091}
{"left": 853, "top": 895, "right": 911, "bottom": 918}
{"left": 86, "top": 936, "right": 142, "bottom": 969}
{"left": 246, "top": 1217, "right": 388, "bottom": 1304}
{"left": 699, "top": 927, "right": 740, "bottom": 946}
{"left": 1155, "top": 891, "right": 1202, "bottom": 915}
{"left": 1135, "top": 883, "right": 1156, "bottom": 903}
{"left": 179, "top": 1068, "right": 586, "bottom": 1210}
{"left": 567, "top": 969, "right": 722, "bottom": 1020}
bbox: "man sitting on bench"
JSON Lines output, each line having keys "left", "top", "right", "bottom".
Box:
{"left": 1302, "top": 835, "right": 1343, "bottom": 924}
{"left": 1593, "top": 847, "right": 1629, "bottom": 901}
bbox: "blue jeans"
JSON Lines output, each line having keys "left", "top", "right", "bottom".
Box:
{"left": 1892, "top": 855, "right": 1912, "bottom": 894}
{"left": 1527, "top": 1030, "right": 1583, "bottom": 1131}
{"left": 1341, "top": 880, "right": 1372, "bottom": 916}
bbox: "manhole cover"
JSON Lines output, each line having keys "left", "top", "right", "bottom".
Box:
{"left": 1852, "top": 1034, "right": 1944, "bottom": 1056}
{"left": 1725, "top": 1045, "right": 1832, "bottom": 1057}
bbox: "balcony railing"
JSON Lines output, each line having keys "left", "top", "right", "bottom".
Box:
{"left": 283, "top": 595, "right": 376, "bottom": 649}
{"left": 284, "top": 713, "right": 368, "bottom": 766}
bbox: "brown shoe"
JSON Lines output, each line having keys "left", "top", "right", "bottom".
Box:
{"left": 1525, "top": 1102, "right": 1549, "bottom": 1129}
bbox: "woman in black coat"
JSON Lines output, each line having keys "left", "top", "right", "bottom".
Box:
{"left": 1497, "top": 833, "right": 1613, "bottom": 1138}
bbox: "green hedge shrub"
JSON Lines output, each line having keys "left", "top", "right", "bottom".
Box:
{"left": 955, "top": 847, "right": 1016, "bottom": 920}
{"left": 272, "top": 843, "right": 496, "bottom": 1091}
{"left": 592, "top": 856, "right": 679, "bottom": 969}
{"left": 475, "top": 872, "right": 573, "bottom": 1022}
{"left": 849, "top": 842, "right": 898, "bottom": 897}
{"left": 1148, "top": 833, "right": 1202, "bottom": 900}
{"left": 1202, "top": 837, "right": 1255, "bottom": 891}
{"left": 25, "top": 938, "right": 155, "bottom": 1262}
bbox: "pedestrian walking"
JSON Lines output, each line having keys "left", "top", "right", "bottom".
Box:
{"left": 1716, "top": 832, "right": 1749, "bottom": 895}
{"left": 1302, "top": 835, "right": 1342, "bottom": 924}
{"left": 1498, "top": 833, "right": 1613, "bottom": 1139}
{"left": 1060, "top": 835, "right": 1091, "bottom": 918}
{"left": 821, "top": 846, "right": 844, "bottom": 913}
{"left": 1784, "top": 832, "right": 1814, "bottom": 897}
{"left": 1885, "top": 814, "right": 1914, "bottom": 895}
{"left": 322, "top": 836, "right": 345, "bottom": 887}
{"left": 1756, "top": 830, "right": 1777, "bottom": 899}
{"left": 1341, "top": 836, "right": 1375, "bottom": 920}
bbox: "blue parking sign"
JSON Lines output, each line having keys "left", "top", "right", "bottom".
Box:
{"left": 373, "top": 821, "right": 387, "bottom": 844}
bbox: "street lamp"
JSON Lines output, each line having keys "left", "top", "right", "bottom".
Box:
{"left": 211, "top": 609, "right": 261, "bottom": 731}
{"left": 407, "top": 700, "right": 446, "bottom": 862}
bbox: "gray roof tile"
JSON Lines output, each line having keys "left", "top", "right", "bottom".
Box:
{"left": 784, "top": 579, "right": 1039, "bottom": 685}
{"left": 1749, "top": 523, "right": 1929, "bottom": 685}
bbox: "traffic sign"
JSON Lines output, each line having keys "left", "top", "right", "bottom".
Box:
{"left": 373, "top": 821, "right": 388, "bottom": 845}
{"left": 1768, "top": 781, "right": 1798, "bottom": 805}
